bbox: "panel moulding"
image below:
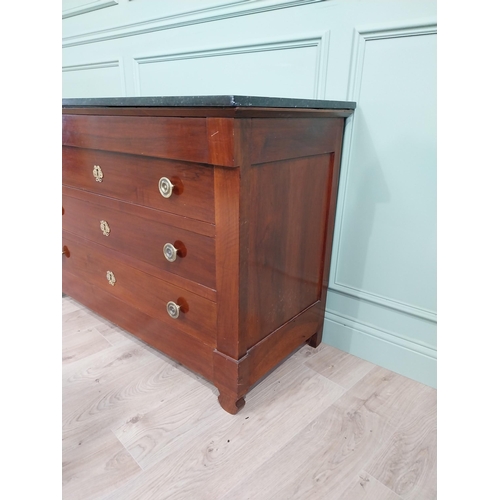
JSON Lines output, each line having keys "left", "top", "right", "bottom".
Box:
{"left": 329, "top": 19, "right": 437, "bottom": 322}
{"left": 62, "top": 58, "right": 126, "bottom": 96}
{"left": 62, "top": 0, "right": 324, "bottom": 47}
{"left": 325, "top": 305, "right": 436, "bottom": 357}
{"left": 323, "top": 312, "right": 437, "bottom": 388}
{"left": 62, "top": 0, "right": 118, "bottom": 19}
{"left": 131, "top": 32, "right": 330, "bottom": 99}
{"left": 62, "top": 59, "right": 121, "bottom": 72}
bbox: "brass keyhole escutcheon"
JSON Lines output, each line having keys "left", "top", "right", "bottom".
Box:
{"left": 100, "top": 220, "right": 110, "bottom": 236}
{"left": 93, "top": 165, "right": 103, "bottom": 182}
{"left": 106, "top": 271, "right": 116, "bottom": 286}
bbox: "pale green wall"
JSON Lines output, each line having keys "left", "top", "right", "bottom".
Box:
{"left": 326, "top": 23, "right": 436, "bottom": 387}
{"left": 62, "top": 0, "right": 437, "bottom": 387}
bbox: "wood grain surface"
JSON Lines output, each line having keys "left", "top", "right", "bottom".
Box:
{"left": 62, "top": 107, "right": 353, "bottom": 119}
{"left": 63, "top": 115, "right": 213, "bottom": 165}
{"left": 240, "top": 154, "right": 332, "bottom": 347}
{"left": 250, "top": 117, "right": 341, "bottom": 164}
{"left": 62, "top": 296, "right": 436, "bottom": 500}
{"left": 63, "top": 190, "right": 216, "bottom": 290}
{"left": 62, "top": 106, "right": 350, "bottom": 414}
{"left": 62, "top": 232, "right": 217, "bottom": 345}
{"left": 62, "top": 146, "right": 216, "bottom": 223}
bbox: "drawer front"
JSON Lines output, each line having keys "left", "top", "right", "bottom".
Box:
{"left": 62, "top": 269, "right": 214, "bottom": 381}
{"left": 62, "top": 114, "right": 211, "bottom": 164}
{"left": 62, "top": 192, "right": 216, "bottom": 290}
{"left": 62, "top": 146, "right": 215, "bottom": 223}
{"left": 62, "top": 231, "right": 217, "bottom": 346}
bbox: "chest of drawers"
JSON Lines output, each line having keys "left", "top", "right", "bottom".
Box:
{"left": 62, "top": 95, "right": 355, "bottom": 414}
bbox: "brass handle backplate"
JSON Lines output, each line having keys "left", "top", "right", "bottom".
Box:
{"left": 106, "top": 270, "right": 116, "bottom": 286}
{"left": 100, "top": 220, "right": 110, "bottom": 236}
{"left": 163, "top": 243, "right": 178, "bottom": 262}
{"left": 93, "top": 165, "right": 103, "bottom": 182}
{"left": 166, "top": 301, "right": 181, "bottom": 319}
{"left": 158, "top": 177, "right": 174, "bottom": 198}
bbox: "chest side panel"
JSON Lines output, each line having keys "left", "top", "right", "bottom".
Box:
{"left": 240, "top": 153, "right": 333, "bottom": 348}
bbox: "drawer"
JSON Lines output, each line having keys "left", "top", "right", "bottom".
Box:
{"left": 62, "top": 191, "right": 216, "bottom": 290}
{"left": 62, "top": 114, "right": 211, "bottom": 164}
{"left": 62, "top": 231, "right": 217, "bottom": 346}
{"left": 62, "top": 146, "right": 215, "bottom": 223}
{"left": 62, "top": 269, "right": 214, "bottom": 381}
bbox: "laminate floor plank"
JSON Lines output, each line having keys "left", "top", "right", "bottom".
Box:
{"left": 62, "top": 342, "right": 170, "bottom": 399}
{"left": 220, "top": 383, "right": 396, "bottom": 500}
{"left": 94, "top": 321, "right": 139, "bottom": 347}
{"left": 339, "top": 470, "right": 403, "bottom": 500}
{"left": 62, "top": 295, "right": 82, "bottom": 314}
{"left": 62, "top": 430, "right": 142, "bottom": 500}
{"left": 103, "top": 362, "right": 345, "bottom": 500}
{"left": 63, "top": 326, "right": 113, "bottom": 365}
{"left": 63, "top": 341, "right": 154, "bottom": 379}
{"left": 364, "top": 392, "right": 437, "bottom": 499}
{"left": 221, "top": 366, "right": 437, "bottom": 500}
{"left": 63, "top": 306, "right": 108, "bottom": 337}
{"left": 62, "top": 341, "right": 170, "bottom": 400}
{"left": 112, "top": 382, "right": 216, "bottom": 470}
{"left": 291, "top": 342, "right": 330, "bottom": 361}
{"left": 63, "top": 357, "right": 193, "bottom": 456}
{"left": 63, "top": 296, "right": 136, "bottom": 347}
{"left": 62, "top": 339, "right": 199, "bottom": 457}
{"left": 62, "top": 298, "right": 437, "bottom": 500}
{"left": 304, "top": 344, "right": 376, "bottom": 390}
{"left": 335, "top": 365, "right": 437, "bottom": 430}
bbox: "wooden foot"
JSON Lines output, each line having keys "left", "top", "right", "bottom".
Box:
{"left": 307, "top": 331, "right": 322, "bottom": 348}
{"left": 218, "top": 392, "right": 246, "bottom": 415}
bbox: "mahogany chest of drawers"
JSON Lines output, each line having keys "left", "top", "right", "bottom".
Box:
{"left": 62, "top": 95, "right": 355, "bottom": 414}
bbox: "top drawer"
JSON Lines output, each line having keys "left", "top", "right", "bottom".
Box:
{"left": 62, "top": 114, "right": 211, "bottom": 164}
{"left": 62, "top": 146, "right": 215, "bottom": 223}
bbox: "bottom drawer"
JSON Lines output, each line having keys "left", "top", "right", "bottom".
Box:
{"left": 62, "top": 231, "right": 217, "bottom": 347}
{"left": 62, "top": 270, "right": 214, "bottom": 381}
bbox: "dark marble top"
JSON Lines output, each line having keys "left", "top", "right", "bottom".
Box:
{"left": 62, "top": 95, "right": 356, "bottom": 110}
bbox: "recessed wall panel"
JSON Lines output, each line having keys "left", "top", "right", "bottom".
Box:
{"left": 62, "top": 62, "right": 123, "bottom": 97}
{"left": 135, "top": 44, "right": 318, "bottom": 98}
{"left": 333, "top": 32, "right": 436, "bottom": 315}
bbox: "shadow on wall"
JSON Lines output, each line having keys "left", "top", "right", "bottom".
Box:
{"left": 331, "top": 108, "right": 391, "bottom": 351}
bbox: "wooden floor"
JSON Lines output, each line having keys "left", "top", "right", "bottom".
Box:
{"left": 62, "top": 295, "right": 437, "bottom": 500}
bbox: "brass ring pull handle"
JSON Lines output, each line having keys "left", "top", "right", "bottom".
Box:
{"left": 158, "top": 177, "right": 174, "bottom": 198}
{"left": 163, "top": 240, "right": 186, "bottom": 262}
{"left": 166, "top": 301, "right": 181, "bottom": 319}
{"left": 100, "top": 220, "right": 110, "bottom": 236}
{"left": 93, "top": 165, "right": 103, "bottom": 182}
{"left": 163, "top": 243, "right": 178, "bottom": 262}
{"left": 106, "top": 270, "right": 116, "bottom": 286}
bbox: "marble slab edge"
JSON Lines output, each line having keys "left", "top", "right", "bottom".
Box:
{"left": 62, "top": 95, "right": 356, "bottom": 110}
